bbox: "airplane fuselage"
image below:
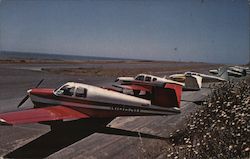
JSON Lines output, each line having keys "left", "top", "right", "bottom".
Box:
{"left": 29, "top": 82, "right": 180, "bottom": 118}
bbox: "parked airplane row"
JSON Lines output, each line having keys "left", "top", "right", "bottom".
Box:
{"left": 1, "top": 65, "right": 245, "bottom": 126}
{"left": 0, "top": 66, "right": 246, "bottom": 125}
{"left": 0, "top": 79, "right": 183, "bottom": 126}
{"left": 209, "top": 66, "right": 249, "bottom": 77}
{"left": 115, "top": 67, "right": 228, "bottom": 93}
{"left": 0, "top": 65, "right": 247, "bottom": 156}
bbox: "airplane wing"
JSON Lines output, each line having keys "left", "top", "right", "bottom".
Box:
{"left": 112, "top": 84, "right": 151, "bottom": 92}
{"left": 0, "top": 106, "right": 89, "bottom": 125}
{"left": 227, "top": 70, "right": 243, "bottom": 77}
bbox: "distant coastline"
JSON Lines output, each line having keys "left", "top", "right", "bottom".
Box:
{"left": 0, "top": 50, "right": 130, "bottom": 61}
{"left": 0, "top": 50, "right": 223, "bottom": 65}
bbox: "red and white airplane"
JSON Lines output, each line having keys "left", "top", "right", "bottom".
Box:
{"left": 114, "top": 73, "right": 202, "bottom": 92}
{"left": 0, "top": 80, "right": 182, "bottom": 126}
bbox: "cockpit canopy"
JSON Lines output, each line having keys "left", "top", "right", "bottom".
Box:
{"left": 54, "top": 83, "right": 87, "bottom": 98}
{"left": 135, "top": 74, "right": 157, "bottom": 82}
{"left": 185, "top": 72, "right": 201, "bottom": 77}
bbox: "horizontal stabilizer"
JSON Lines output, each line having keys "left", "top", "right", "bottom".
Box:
{"left": 112, "top": 84, "right": 151, "bottom": 92}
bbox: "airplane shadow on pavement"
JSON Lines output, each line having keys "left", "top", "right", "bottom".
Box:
{"left": 4, "top": 118, "right": 168, "bottom": 158}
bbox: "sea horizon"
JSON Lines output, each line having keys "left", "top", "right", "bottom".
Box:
{"left": 0, "top": 50, "right": 132, "bottom": 61}
{"left": 1, "top": 50, "right": 243, "bottom": 65}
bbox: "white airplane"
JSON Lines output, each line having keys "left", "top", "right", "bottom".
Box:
{"left": 115, "top": 73, "right": 202, "bottom": 91}
{"left": 170, "top": 67, "right": 228, "bottom": 83}
{"left": 234, "top": 65, "right": 250, "bottom": 75}
{"left": 209, "top": 66, "right": 248, "bottom": 77}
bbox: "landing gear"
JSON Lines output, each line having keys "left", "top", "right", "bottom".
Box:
{"left": 133, "top": 90, "right": 140, "bottom": 96}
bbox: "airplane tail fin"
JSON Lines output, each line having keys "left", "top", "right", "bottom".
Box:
{"left": 151, "top": 83, "right": 182, "bottom": 108}
{"left": 184, "top": 75, "right": 202, "bottom": 91}
{"left": 217, "top": 67, "right": 229, "bottom": 80}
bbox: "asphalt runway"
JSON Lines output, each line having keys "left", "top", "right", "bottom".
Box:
{"left": 0, "top": 65, "right": 212, "bottom": 159}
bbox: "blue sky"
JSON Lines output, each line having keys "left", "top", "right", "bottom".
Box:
{"left": 0, "top": 0, "right": 249, "bottom": 64}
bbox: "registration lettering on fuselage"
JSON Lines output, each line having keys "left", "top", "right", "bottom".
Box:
{"left": 111, "top": 105, "right": 141, "bottom": 113}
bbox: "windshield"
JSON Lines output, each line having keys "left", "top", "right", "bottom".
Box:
{"left": 56, "top": 85, "right": 75, "bottom": 96}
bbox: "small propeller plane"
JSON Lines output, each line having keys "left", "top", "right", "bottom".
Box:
{"left": 114, "top": 73, "right": 202, "bottom": 92}
{"left": 209, "top": 66, "right": 247, "bottom": 77}
{"left": 0, "top": 80, "right": 182, "bottom": 126}
{"left": 170, "top": 67, "right": 229, "bottom": 83}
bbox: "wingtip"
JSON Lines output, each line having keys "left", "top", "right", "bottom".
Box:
{"left": 174, "top": 107, "right": 181, "bottom": 113}
{"left": 0, "top": 119, "right": 12, "bottom": 126}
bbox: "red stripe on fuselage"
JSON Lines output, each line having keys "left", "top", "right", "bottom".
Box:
{"left": 32, "top": 95, "right": 179, "bottom": 114}
{"left": 29, "top": 88, "right": 180, "bottom": 117}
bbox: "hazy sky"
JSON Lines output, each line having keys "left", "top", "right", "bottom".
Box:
{"left": 0, "top": 0, "right": 249, "bottom": 64}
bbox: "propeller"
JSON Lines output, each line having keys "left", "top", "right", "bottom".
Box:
{"left": 17, "top": 95, "right": 30, "bottom": 108}
{"left": 35, "top": 79, "right": 44, "bottom": 88}
{"left": 17, "top": 79, "right": 44, "bottom": 108}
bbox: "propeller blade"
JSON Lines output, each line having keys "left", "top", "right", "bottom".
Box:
{"left": 17, "top": 95, "right": 30, "bottom": 108}
{"left": 35, "top": 79, "right": 44, "bottom": 88}
{"left": 17, "top": 79, "right": 44, "bottom": 108}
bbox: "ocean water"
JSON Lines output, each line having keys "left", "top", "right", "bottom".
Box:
{"left": 0, "top": 51, "right": 124, "bottom": 61}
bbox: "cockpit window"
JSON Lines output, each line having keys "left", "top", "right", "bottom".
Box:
{"left": 145, "top": 76, "right": 151, "bottom": 82}
{"left": 57, "top": 85, "right": 75, "bottom": 96}
{"left": 75, "top": 87, "right": 87, "bottom": 98}
{"left": 135, "top": 75, "right": 144, "bottom": 81}
{"left": 186, "top": 72, "right": 196, "bottom": 76}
